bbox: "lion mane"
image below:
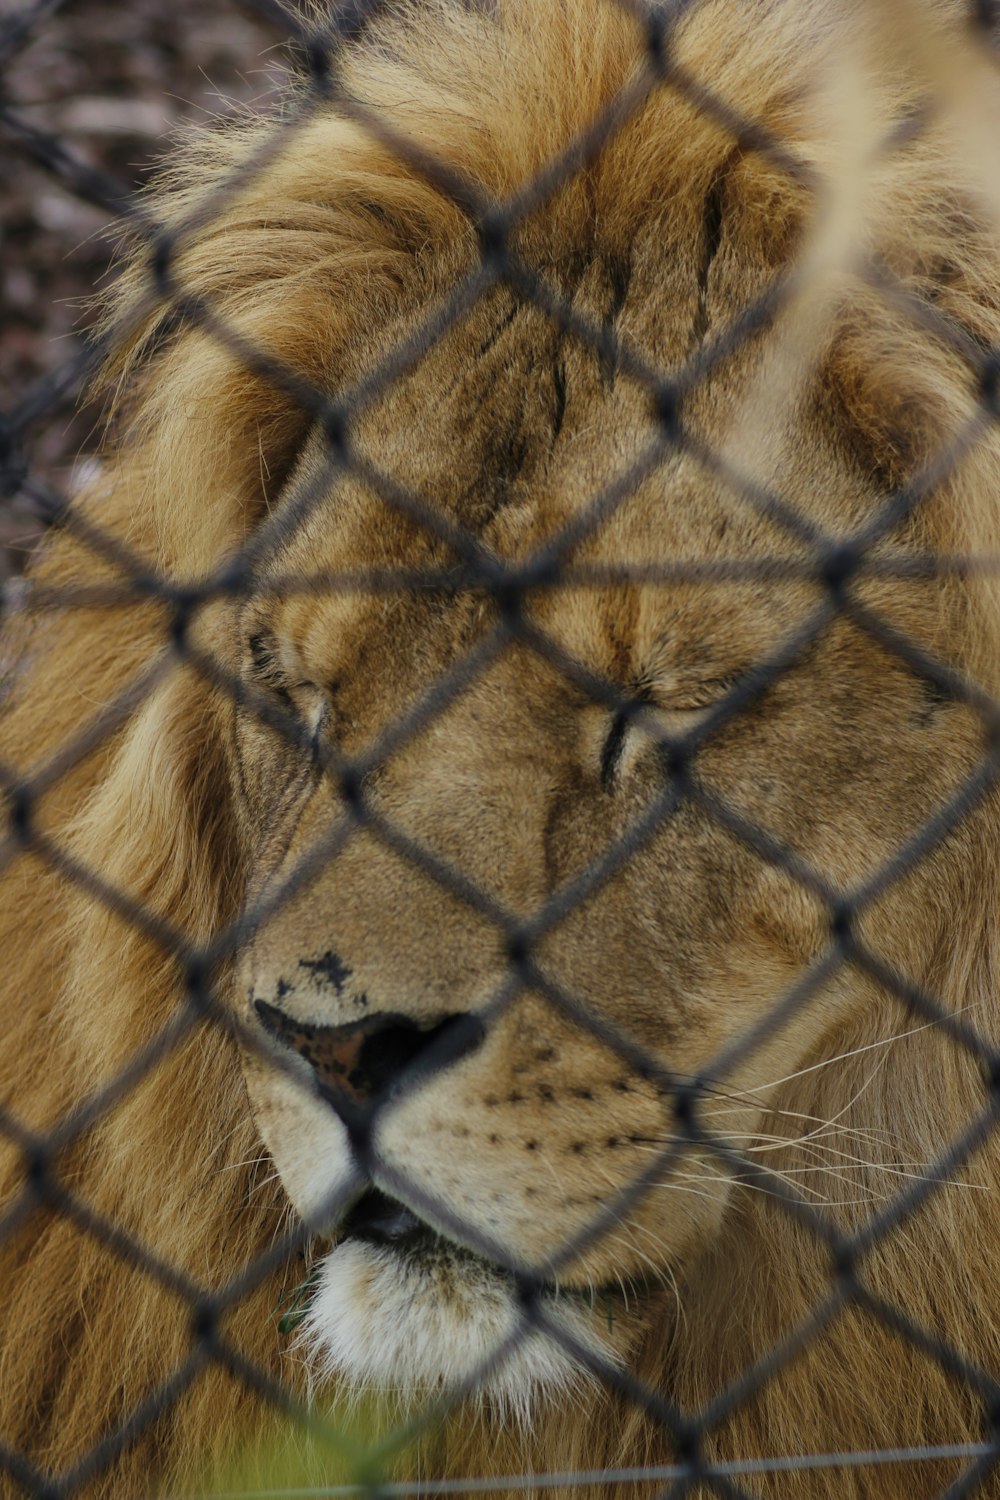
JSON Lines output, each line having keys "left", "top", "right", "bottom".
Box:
{"left": 3, "top": 1, "right": 1000, "bottom": 1497}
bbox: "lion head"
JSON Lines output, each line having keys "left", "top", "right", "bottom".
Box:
{"left": 4, "top": 0, "right": 1000, "bottom": 1495}
{"left": 235, "top": 280, "right": 993, "bottom": 1407}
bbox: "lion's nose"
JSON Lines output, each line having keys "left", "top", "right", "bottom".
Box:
{"left": 253, "top": 1000, "right": 485, "bottom": 1109}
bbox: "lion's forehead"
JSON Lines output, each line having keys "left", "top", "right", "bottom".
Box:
{"left": 258, "top": 561, "right": 824, "bottom": 735}
{"left": 259, "top": 438, "right": 827, "bottom": 709}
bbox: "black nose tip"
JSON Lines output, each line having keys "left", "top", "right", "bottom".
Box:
{"left": 254, "top": 1001, "right": 485, "bottom": 1109}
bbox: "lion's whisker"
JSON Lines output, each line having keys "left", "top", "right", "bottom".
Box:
{"left": 702, "top": 1002, "right": 983, "bottom": 1108}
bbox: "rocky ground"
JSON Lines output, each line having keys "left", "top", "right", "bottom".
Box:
{"left": 0, "top": 0, "right": 292, "bottom": 575}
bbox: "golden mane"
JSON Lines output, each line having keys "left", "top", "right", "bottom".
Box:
{"left": 3, "top": 1, "right": 1000, "bottom": 1495}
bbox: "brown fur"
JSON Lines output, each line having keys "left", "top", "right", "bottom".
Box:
{"left": 3, "top": 0, "right": 1000, "bottom": 1495}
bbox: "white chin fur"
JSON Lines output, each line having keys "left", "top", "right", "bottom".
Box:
{"left": 299, "top": 1238, "right": 615, "bottom": 1423}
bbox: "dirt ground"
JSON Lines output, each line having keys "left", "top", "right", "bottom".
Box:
{"left": 0, "top": 0, "right": 292, "bottom": 575}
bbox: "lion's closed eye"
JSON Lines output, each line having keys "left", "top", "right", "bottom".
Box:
{"left": 246, "top": 627, "right": 327, "bottom": 737}
{"left": 600, "top": 679, "right": 738, "bottom": 789}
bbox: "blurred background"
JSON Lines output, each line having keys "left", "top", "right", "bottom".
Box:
{"left": 0, "top": 0, "right": 292, "bottom": 576}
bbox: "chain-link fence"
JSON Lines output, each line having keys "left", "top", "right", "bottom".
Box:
{"left": 3, "top": 0, "right": 1000, "bottom": 1496}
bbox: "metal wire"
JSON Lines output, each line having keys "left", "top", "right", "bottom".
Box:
{"left": 2, "top": 0, "right": 1000, "bottom": 1496}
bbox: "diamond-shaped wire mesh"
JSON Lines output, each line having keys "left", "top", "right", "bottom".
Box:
{"left": 3, "top": 0, "right": 1000, "bottom": 1497}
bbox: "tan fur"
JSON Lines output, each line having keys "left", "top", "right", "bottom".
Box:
{"left": 3, "top": 1, "right": 1000, "bottom": 1495}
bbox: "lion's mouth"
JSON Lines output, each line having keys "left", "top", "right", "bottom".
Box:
{"left": 335, "top": 1187, "right": 653, "bottom": 1304}
{"left": 301, "top": 1185, "right": 623, "bottom": 1411}
{"left": 338, "top": 1187, "right": 435, "bottom": 1252}
{"left": 335, "top": 1187, "right": 514, "bottom": 1283}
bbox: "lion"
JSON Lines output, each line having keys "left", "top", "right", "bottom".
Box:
{"left": 3, "top": 0, "right": 1000, "bottom": 1495}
